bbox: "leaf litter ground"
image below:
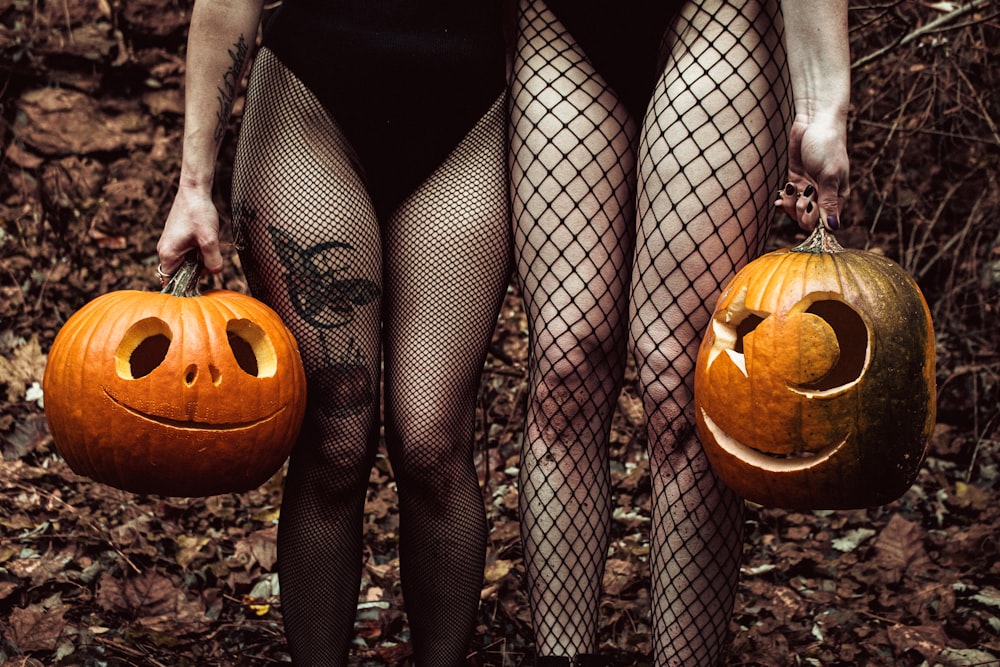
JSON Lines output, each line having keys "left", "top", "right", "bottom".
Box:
{"left": 2, "top": 1, "right": 999, "bottom": 665}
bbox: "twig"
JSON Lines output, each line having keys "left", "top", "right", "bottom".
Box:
{"left": 853, "top": 119, "right": 1000, "bottom": 147}
{"left": 9, "top": 479, "right": 142, "bottom": 574}
{"left": 967, "top": 411, "right": 998, "bottom": 483}
{"left": 951, "top": 61, "right": 1000, "bottom": 146}
{"left": 853, "top": 0, "right": 992, "bottom": 70}
{"left": 913, "top": 183, "right": 984, "bottom": 281}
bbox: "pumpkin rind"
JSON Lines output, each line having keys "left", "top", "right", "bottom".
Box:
{"left": 43, "top": 288, "right": 307, "bottom": 497}
{"left": 694, "top": 226, "right": 936, "bottom": 509}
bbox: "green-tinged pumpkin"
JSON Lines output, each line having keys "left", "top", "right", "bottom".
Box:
{"left": 43, "top": 258, "right": 307, "bottom": 497}
{"left": 694, "top": 224, "right": 936, "bottom": 509}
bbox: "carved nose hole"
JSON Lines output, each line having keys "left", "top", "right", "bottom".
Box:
{"left": 185, "top": 365, "right": 197, "bottom": 386}
{"left": 210, "top": 364, "right": 221, "bottom": 385}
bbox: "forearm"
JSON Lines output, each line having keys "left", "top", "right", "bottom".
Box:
{"left": 781, "top": 0, "right": 850, "bottom": 124}
{"left": 178, "top": 0, "right": 264, "bottom": 190}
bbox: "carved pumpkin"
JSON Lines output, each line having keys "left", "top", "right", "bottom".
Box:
{"left": 694, "top": 225, "right": 935, "bottom": 509}
{"left": 43, "top": 258, "right": 307, "bottom": 497}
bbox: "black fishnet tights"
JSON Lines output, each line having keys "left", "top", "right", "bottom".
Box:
{"left": 510, "top": 0, "right": 638, "bottom": 655}
{"left": 231, "top": 48, "right": 511, "bottom": 666}
{"left": 511, "top": 0, "right": 792, "bottom": 663}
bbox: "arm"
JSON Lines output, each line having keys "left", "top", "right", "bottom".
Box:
{"left": 777, "top": 0, "right": 851, "bottom": 229}
{"left": 157, "top": 0, "right": 264, "bottom": 274}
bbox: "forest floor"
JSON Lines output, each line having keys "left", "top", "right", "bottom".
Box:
{"left": 1, "top": 1, "right": 999, "bottom": 665}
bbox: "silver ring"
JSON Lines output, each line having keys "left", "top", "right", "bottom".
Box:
{"left": 156, "top": 264, "right": 173, "bottom": 286}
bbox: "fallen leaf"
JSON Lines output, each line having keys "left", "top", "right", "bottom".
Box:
{"left": 886, "top": 623, "right": 947, "bottom": 663}
{"left": 871, "top": 514, "right": 930, "bottom": 585}
{"left": 4, "top": 596, "right": 68, "bottom": 651}
{"left": 248, "top": 526, "right": 278, "bottom": 570}
{"left": 484, "top": 558, "right": 514, "bottom": 584}
{"left": 96, "top": 569, "right": 178, "bottom": 616}
{"left": 602, "top": 558, "right": 638, "bottom": 597}
{"left": 0, "top": 336, "right": 45, "bottom": 403}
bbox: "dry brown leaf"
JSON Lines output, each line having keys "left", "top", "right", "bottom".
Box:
{"left": 248, "top": 526, "right": 278, "bottom": 570}
{"left": 4, "top": 597, "right": 67, "bottom": 651}
{"left": 96, "top": 569, "right": 179, "bottom": 616}
{"left": 602, "top": 557, "right": 638, "bottom": 597}
{"left": 484, "top": 558, "right": 514, "bottom": 584}
{"left": 887, "top": 623, "right": 948, "bottom": 663}
{"left": 872, "top": 513, "right": 930, "bottom": 585}
{"left": 0, "top": 336, "right": 45, "bottom": 403}
{"left": 13, "top": 88, "right": 151, "bottom": 157}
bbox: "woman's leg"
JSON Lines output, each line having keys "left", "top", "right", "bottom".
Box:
{"left": 381, "top": 94, "right": 512, "bottom": 666}
{"left": 231, "top": 49, "right": 384, "bottom": 666}
{"left": 510, "top": 0, "right": 638, "bottom": 656}
{"left": 628, "top": 2, "right": 792, "bottom": 664}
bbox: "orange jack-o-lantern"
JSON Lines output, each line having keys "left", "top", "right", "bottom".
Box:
{"left": 694, "top": 225, "right": 936, "bottom": 509}
{"left": 43, "top": 258, "right": 307, "bottom": 497}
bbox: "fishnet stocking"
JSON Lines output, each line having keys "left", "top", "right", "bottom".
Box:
{"left": 511, "top": 0, "right": 792, "bottom": 663}
{"left": 510, "top": 0, "right": 638, "bottom": 656}
{"left": 632, "top": 2, "right": 791, "bottom": 665}
{"left": 231, "top": 48, "right": 511, "bottom": 666}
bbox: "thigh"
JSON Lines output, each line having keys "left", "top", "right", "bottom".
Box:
{"left": 232, "top": 48, "right": 384, "bottom": 424}
{"left": 382, "top": 94, "right": 511, "bottom": 427}
{"left": 510, "top": 0, "right": 638, "bottom": 358}
{"left": 631, "top": 0, "right": 792, "bottom": 369}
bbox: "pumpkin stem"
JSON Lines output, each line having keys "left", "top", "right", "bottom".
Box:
{"left": 792, "top": 222, "right": 845, "bottom": 255}
{"left": 160, "top": 251, "right": 204, "bottom": 297}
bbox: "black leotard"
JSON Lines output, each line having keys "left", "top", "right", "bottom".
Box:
{"left": 262, "top": 1, "right": 507, "bottom": 218}
{"left": 544, "top": 0, "right": 682, "bottom": 119}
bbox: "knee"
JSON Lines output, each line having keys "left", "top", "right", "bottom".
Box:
{"left": 538, "top": 312, "right": 626, "bottom": 380}
{"left": 532, "top": 318, "right": 626, "bottom": 408}
{"left": 523, "top": 331, "right": 624, "bottom": 451}
{"left": 385, "top": 404, "right": 474, "bottom": 493}
{"left": 288, "top": 410, "right": 378, "bottom": 497}
{"left": 630, "top": 331, "right": 699, "bottom": 432}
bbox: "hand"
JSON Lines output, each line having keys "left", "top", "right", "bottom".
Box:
{"left": 157, "top": 182, "right": 224, "bottom": 277}
{"left": 775, "top": 112, "right": 850, "bottom": 230}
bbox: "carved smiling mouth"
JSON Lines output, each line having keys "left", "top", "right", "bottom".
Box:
{"left": 103, "top": 388, "right": 285, "bottom": 431}
{"left": 700, "top": 409, "right": 848, "bottom": 472}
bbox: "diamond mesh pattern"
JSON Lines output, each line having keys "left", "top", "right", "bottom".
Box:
{"left": 231, "top": 48, "right": 511, "bottom": 666}
{"left": 510, "top": 0, "right": 638, "bottom": 655}
{"left": 511, "top": 0, "right": 792, "bottom": 663}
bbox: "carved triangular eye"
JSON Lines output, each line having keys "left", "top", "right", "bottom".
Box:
{"left": 117, "top": 318, "right": 172, "bottom": 379}
{"left": 226, "top": 319, "right": 277, "bottom": 378}
{"left": 709, "top": 310, "right": 765, "bottom": 377}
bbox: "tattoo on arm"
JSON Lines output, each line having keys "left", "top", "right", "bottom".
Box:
{"left": 214, "top": 34, "right": 250, "bottom": 144}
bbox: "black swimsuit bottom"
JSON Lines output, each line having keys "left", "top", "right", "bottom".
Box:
{"left": 263, "top": 0, "right": 507, "bottom": 218}
{"left": 545, "top": 0, "right": 682, "bottom": 119}
{"left": 263, "top": 1, "right": 679, "bottom": 216}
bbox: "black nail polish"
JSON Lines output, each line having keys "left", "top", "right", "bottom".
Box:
{"left": 784, "top": 183, "right": 796, "bottom": 196}
{"left": 803, "top": 184, "right": 815, "bottom": 198}
{"left": 806, "top": 201, "right": 814, "bottom": 214}
{"left": 827, "top": 215, "right": 840, "bottom": 230}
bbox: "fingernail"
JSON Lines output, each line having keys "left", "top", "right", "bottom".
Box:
{"left": 827, "top": 215, "right": 840, "bottom": 230}
{"left": 803, "top": 184, "right": 815, "bottom": 198}
{"left": 784, "top": 183, "right": 796, "bottom": 196}
{"left": 806, "top": 201, "right": 814, "bottom": 214}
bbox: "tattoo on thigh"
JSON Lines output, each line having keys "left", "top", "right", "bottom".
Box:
{"left": 311, "top": 337, "right": 376, "bottom": 419}
{"left": 267, "top": 226, "right": 379, "bottom": 329}
{"left": 268, "top": 226, "right": 380, "bottom": 418}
